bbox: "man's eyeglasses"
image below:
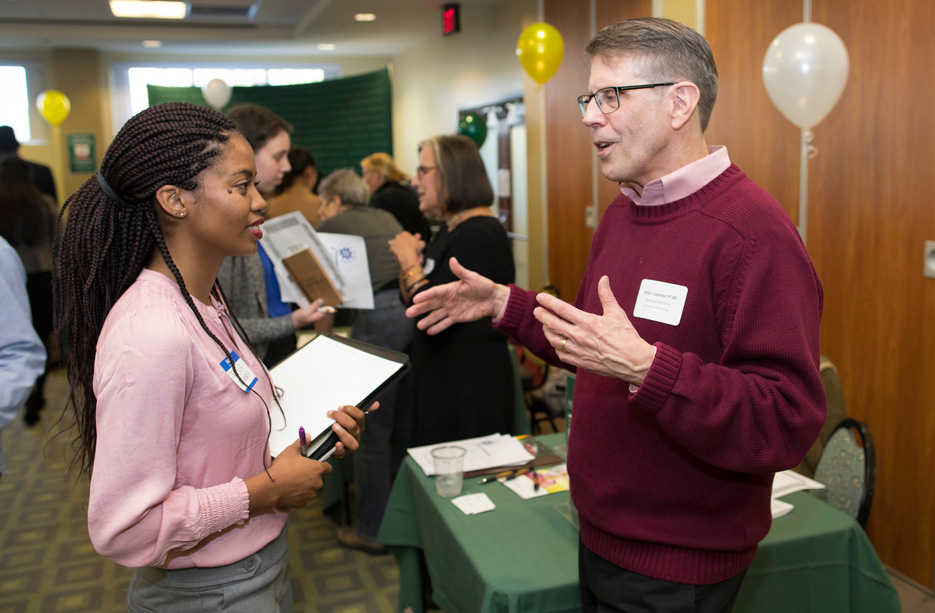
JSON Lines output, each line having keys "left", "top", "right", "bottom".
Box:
{"left": 416, "top": 165, "right": 437, "bottom": 178}
{"left": 577, "top": 83, "right": 676, "bottom": 116}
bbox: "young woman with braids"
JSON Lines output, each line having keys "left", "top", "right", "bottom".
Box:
{"left": 54, "top": 102, "right": 367, "bottom": 611}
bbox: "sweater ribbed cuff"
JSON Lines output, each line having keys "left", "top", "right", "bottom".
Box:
{"left": 196, "top": 478, "right": 251, "bottom": 536}
{"left": 631, "top": 343, "right": 682, "bottom": 412}
{"left": 493, "top": 284, "right": 529, "bottom": 333}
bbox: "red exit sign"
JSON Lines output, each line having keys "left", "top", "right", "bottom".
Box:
{"left": 442, "top": 3, "right": 460, "bottom": 36}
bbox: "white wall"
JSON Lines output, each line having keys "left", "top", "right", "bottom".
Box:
{"left": 390, "top": 0, "right": 537, "bottom": 173}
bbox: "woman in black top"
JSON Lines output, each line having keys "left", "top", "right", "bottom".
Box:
{"left": 361, "top": 152, "right": 432, "bottom": 241}
{"left": 389, "top": 135, "right": 515, "bottom": 446}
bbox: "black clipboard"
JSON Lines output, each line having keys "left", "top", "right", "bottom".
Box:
{"left": 268, "top": 333, "right": 409, "bottom": 460}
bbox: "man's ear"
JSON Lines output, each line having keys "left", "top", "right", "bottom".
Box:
{"left": 155, "top": 185, "right": 188, "bottom": 220}
{"left": 670, "top": 82, "right": 701, "bottom": 131}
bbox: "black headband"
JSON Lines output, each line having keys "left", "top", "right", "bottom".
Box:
{"left": 95, "top": 170, "right": 128, "bottom": 209}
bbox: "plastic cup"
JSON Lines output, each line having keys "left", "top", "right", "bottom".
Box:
{"left": 431, "top": 445, "right": 466, "bottom": 497}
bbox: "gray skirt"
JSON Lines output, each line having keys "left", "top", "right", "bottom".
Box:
{"left": 127, "top": 525, "right": 292, "bottom": 612}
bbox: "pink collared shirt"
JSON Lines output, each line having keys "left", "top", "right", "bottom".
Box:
{"left": 621, "top": 146, "right": 731, "bottom": 206}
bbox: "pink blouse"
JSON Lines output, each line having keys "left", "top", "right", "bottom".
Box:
{"left": 89, "top": 269, "right": 286, "bottom": 568}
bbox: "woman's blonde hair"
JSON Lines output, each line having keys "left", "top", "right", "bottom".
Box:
{"left": 361, "top": 152, "right": 409, "bottom": 183}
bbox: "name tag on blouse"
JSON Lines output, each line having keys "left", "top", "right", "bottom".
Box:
{"left": 220, "top": 350, "right": 258, "bottom": 393}
{"left": 632, "top": 279, "right": 688, "bottom": 326}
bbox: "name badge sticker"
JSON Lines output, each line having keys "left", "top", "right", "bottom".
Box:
{"left": 632, "top": 279, "right": 688, "bottom": 326}
{"left": 220, "top": 350, "right": 258, "bottom": 393}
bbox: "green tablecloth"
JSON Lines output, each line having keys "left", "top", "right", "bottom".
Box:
{"left": 377, "top": 434, "right": 899, "bottom": 613}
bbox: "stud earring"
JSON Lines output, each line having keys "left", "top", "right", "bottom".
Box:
{"left": 227, "top": 189, "right": 233, "bottom": 194}
{"left": 178, "top": 212, "right": 185, "bottom": 218}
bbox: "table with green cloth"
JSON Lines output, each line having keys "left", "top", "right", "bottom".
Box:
{"left": 377, "top": 433, "right": 899, "bottom": 613}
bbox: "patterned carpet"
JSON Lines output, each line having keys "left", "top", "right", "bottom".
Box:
{"left": 0, "top": 367, "right": 400, "bottom": 613}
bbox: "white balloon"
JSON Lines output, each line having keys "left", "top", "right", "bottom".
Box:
{"left": 762, "top": 23, "right": 849, "bottom": 129}
{"left": 202, "top": 78, "right": 232, "bottom": 110}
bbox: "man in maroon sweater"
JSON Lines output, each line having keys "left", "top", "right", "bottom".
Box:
{"left": 407, "top": 17, "right": 825, "bottom": 612}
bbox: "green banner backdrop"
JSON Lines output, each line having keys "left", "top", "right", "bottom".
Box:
{"left": 147, "top": 68, "right": 393, "bottom": 179}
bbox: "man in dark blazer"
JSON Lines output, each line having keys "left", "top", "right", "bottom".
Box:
{"left": 0, "top": 126, "right": 57, "bottom": 202}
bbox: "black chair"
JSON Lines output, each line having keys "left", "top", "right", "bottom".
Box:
{"left": 794, "top": 355, "right": 849, "bottom": 478}
{"left": 811, "top": 418, "right": 876, "bottom": 528}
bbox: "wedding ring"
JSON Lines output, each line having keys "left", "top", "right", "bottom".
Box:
{"left": 560, "top": 338, "right": 567, "bottom": 352}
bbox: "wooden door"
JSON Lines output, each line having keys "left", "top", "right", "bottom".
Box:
{"left": 707, "top": 0, "right": 935, "bottom": 588}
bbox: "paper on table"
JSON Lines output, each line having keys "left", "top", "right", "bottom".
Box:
{"left": 772, "top": 470, "right": 826, "bottom": 499}
{"left": 316, "top": 233, "right": 374, "bottom": 309}
{"left": 408, "top": 434, "right": 534, "bottom": 476}
{"left": 503, "top": 464, "right": 570, "bottom": 500}
{"left": 452, "top": 493, "right": 496, "bottom": 515}
{"left": 268, "top": 335, "right": 403, "bottom": 456}
{"left": 771, "top": 498, "right": 794, "bottom": 519}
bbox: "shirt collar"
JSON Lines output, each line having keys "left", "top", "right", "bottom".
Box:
{"left": 622, "top": 146, "right": 731, "bottom": 206}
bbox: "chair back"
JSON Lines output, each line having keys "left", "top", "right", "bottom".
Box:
{"left": 795, "top": 355, "right": 848, "bottom": 477}
{"left": 812, "top": 418, "right": 876, "bottom": 528}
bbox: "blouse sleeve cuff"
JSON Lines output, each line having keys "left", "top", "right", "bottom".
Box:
{"left": 196, "top": 477, "right": 251, "bottom": 535}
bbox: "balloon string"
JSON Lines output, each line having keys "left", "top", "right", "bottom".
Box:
{"left": 806, "top": 129, "right": 818, "bottom": 159}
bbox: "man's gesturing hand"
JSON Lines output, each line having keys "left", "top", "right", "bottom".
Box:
{"left": 534, "top": 275, "right": 655, "bottom": 386}
{"left": 405, "top": 257, "right": 510, "bottom": 335}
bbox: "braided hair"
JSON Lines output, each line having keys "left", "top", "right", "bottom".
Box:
{"left": 54, "top": 102, "right": 249, "bottom": 476}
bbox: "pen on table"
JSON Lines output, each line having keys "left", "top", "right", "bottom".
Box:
{"left": 479, "top": 470, "right": 513, "bottom": 485}
{"left": 479, "top": 467, "right": 531, "bottom": 484}
{"left": 511, "top": 467, "right": 531, "bottom": 480}
{"left": 299, "top": 426, "right": 307, "bottom": 457}
{"left": 532, "top": 470, "right": 540, "bottom": 492}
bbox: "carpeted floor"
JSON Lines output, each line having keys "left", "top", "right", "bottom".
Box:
{"left": 0, "top": 367, "right": 400, "bottom": 613}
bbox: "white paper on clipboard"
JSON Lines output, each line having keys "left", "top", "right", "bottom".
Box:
{"left": 259, "top": 212, "right": 350, "bottom": 307}
{"left": 267, "top": 334, "right": 407, "bottom": 457}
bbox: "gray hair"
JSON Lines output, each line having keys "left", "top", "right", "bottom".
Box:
{"left": 319, "top": 168, "right": 371, "bottom": 207}
{"left": 585, "top": 17, "right": 718, "bottom": 132}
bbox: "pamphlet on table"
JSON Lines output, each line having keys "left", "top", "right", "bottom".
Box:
{"left": 408, "top": 434, "right": 534, "bottom": 476}
{"left": 502, "top": 463, "right": 570, "bottom": 499}
{"left": 770, "top": 470, "right": 826, "bottom": 518}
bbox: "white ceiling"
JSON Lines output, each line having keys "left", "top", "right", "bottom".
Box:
{"left": 0, "top": 0, "right": 499, "bottom": 57}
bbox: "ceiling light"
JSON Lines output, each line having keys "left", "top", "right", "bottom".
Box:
{"left": 354, "top": 13, "right": 376, "bottom": 22}
{"left": 110, "top": 1, "right": 189, "bottom": 19}
{"left": 142, "top": 40, "right": 163, "bottom": 47}
{"left": 318, "top": 44, "right": 336, "bottom": 51}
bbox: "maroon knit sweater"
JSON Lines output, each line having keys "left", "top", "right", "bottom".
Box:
{"left": 496, "top": 165, "right": 826, "bottom": 584}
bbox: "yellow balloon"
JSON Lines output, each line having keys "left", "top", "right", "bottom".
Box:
{"left": 516, "top": 23, "right": 565, "bottom": 85}
{"left": 37, "top": 90, "right": 71, "bottom": 126}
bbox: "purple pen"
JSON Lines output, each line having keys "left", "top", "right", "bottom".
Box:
{"left": 299, "top": 427, "right": 307, "bottom": 457}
